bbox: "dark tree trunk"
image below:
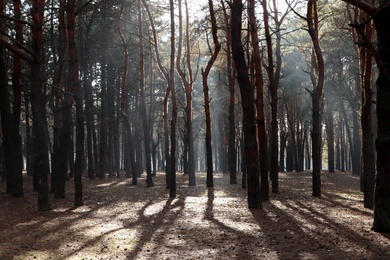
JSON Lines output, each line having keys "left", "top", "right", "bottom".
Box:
{"left": 224, "top": 6, "right": 237, "bottom": 183}
{"left": 232, "top": 0, "right": 262, "bottom": 209}
{"left": 325, "top": 109, "right": 335, "bottom": 173}
{"left": 10, "top": 0, "right": 23, "bottom": 197}
{"left": 67, "top": 0, "right": 83, "bottom": 206}
{"left": 351, "top": 109, "right": 361, "bottom": 176}
{"left": 250, "top": 0, "right": 269, "bottom": 200}
{"left": 262, "top": 0, "right": 278, "bottom": 195}
{"left": 0, "top": 50, "right": 24, "bottom": 198}
{"left": 372, "top": 3, "right": 390, "bottom": 232}
{"left": 203, "top": 0, "right": 221, "bottom": 188}
{"left": 307, "top": 0, "right": 324, "bottom": 197}
{"left": 169, "top": 0, "right": 177, "bottom": 197}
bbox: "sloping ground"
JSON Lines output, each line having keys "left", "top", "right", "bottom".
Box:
{"left": 0, "top": 170, "right": 389, "bottom": 259}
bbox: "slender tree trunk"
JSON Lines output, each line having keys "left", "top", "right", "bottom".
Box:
{"left": 67, "top": 0, "right": 84, "bottom": 206}
{"left": 202, "top": 0, "right": 221, "bottom": 188}
{"left": 262, "top": 0, "right": 278, "bottom": 194}
{"left": 138, "top": 0, "right": 153, "bottom": 187}
{"left": 98, "top": 61, "right": 107, "bottom": 179}
{"left": 169, "top": 0, "right": 177, "bottom": 197}
{"left": 221, "top": 0, "right": 237, "bottom": 185}
{"left": 250, "top": 0, "right": 268, "bottom": 200}
{"left": 307, "top": 0, "right": 324, "bottom": 197}
{"left": 325, "top": 109, "right": 334, "bottom": 173}
{"left": 176, "top": 0, "right": 196, "bottom": 186}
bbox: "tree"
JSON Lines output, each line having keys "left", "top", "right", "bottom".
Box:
{"left": 306, "top": 0, "right": 325, "bottom": 197}
{"left": 138, "top": 0, "right": 154, "bottom": 187}
{"left": 169, "top": 0, "right": 177, "bottom": 197}
{"left": 202, "top": 0, "right": 221, "bottom": 188}
{"left": 176, "top": 0, "right": 196, "bottom": 186}
{"left": 348, "top": 8, "right": 375, "bottom": 208}
{"left": 141, "top": 0, "right": 173, "bottom": 189}
{"left": 220, "top": 0, "right": 237, "bottom": 185}
{"left": 0, "top": 0, "right": 23, "bottom": 198}
{"left": 342, "top": 0, "right": 390, "bottom": 232}
{"left": 250, "top": 0, "right": 269, "bottom": 200}
{"left": 232, "top": 0, "right": 262, "bottom": 209}
{"left": 67, "top": 0, "right": 84, "bottom": 206}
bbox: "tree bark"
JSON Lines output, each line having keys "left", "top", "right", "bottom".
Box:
{"left": 221, "top": 0, "right": 237, "bottom": 185}
{"left": 67, "top": 0, "right": 84, "bottom": 206}
{"left": 202, "top": 0, "right": 221, "bottom": 188}
{"left": 372, "top": 2, "right": 390, "bottom": 232}
{"left": 176, "top": 0, "right": 196, "bottom": 186}
{"left": 232, "top": 0, "right": 262, "bottom": 209}
{"left": 307, "top": 0, "right": 325, "bottom": 197}
{"left": 169, "top": 0, "right": 177, "bottom": 197}
{"left": 138, "top": 0, "right": 153, "bottom": 187}
{"left": 250, "top": 0, "right": 269, "bottom": 200}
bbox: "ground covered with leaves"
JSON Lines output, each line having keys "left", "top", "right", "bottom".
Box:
{"left": 0, "top": 170, "right": 389, "bottom": 259}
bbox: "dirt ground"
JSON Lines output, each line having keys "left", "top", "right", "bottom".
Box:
{"left": 0, "top": 170, "right": 389, "bottom": 260}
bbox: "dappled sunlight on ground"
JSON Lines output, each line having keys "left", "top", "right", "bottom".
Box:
{"left": 1, "top": 171, "right": 390, "bottom": 259}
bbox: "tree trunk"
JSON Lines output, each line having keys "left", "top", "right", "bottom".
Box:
{"left": 98, "top": 61, "right": 107, "bottom": 179}
{"left": 372, "top": 3, "right": 390, "bottom": 232}
{"left": 203, "top": 0, "right": 221, "bottom": 188}
{"left": 232, "top": 0, "right": 262, "bottom": 209}
{"left": 176, "top": 0, "right": 196, "bottom": 186}
{"left": 250, "top": 0, "right": 269, "bottom": 200}
{"left": 67, "top": 0, "right": 84, "bottom": 206}
{"left": 325, "top": 109, "right": 335, "bottom": 173}
{"left": 307, "top": 0, "right": 324, "bottom": 197}
{"left": 221, "top": 0, "right": 237, "bottom": 185}
{"left": 138, "top": 0, "right": 153, "bottom": 187}
{"left": 169, "top": 0, "right": 177, "bottom": 197}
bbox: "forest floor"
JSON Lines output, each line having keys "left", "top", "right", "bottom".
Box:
{"left": 1, "top": 170, "right": 390, "bottom": 260}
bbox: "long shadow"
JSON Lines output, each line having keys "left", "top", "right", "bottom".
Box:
{"left": 199, "top": 188, "right": 258, "bottom": 259}
{"left": 252, "top": 197, "right": 390, "bottom": 259}
{"left": 322, "top": 191, "right": 373, "bottom": 218}
{"left": 251, "top": 201, "right": 354, "bottom": 259}
{"left": 125, "top": 195, "right": 185, "bottom": 259}
{"left": 0, "top": 175, "right": 160, "bottom": 259}
{"left": 292, "top": 199, "right": 390, "bottom": 255}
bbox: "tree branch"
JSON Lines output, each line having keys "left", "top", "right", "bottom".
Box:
{"left": 342, "top": 0, "right": 377, "bottom": 15}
